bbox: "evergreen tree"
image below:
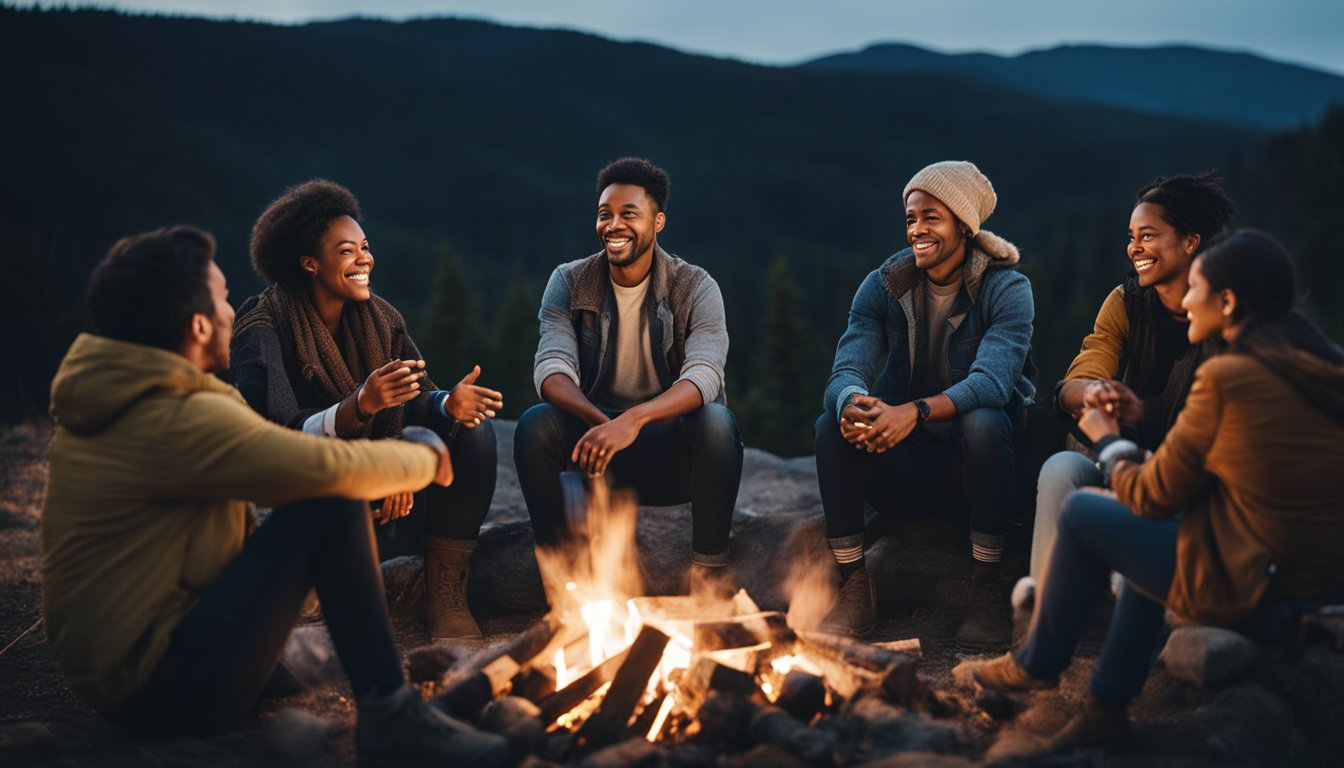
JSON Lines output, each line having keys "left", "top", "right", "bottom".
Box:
{"left": 417, "top": 242, "right": 487, "bottom": 388}
{"left": 490, "top": 269, "right": 542, "bottom": 420}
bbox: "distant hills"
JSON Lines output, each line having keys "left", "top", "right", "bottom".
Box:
{"left": 4, "top": 8, "right": 1340, "bottom": 453}
{"left": 803, "top": 43, "right": 1344, "bottom": 130}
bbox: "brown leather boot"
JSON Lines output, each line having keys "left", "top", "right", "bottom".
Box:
{"left": 820, "top": 566, "right": 876, "bottom": 636}
{"left": 425, "top": 538, "right": 482, "bottom": 640}
{"left": 1048, "top": 694, "right": 1132, "bottom": 752}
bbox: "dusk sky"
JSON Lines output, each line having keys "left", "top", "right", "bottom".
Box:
{"left": 17, "top": 0, "right": 1344, "bottom": 75}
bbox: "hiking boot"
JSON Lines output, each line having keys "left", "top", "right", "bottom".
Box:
{"left": 356, "top": 683, "right": 508, "bottom": 768}
{"left": 956, "top": 578, "right": 1012, "bottom": 651}
{"left": 1048, "top": 694, "right": 1133, "bottom": 753}
{"left": 820, "top": 566, "right": 876, "bottom": 636}
{"left": 425, "top": 538, "right": 482, "bottom": 640}
{"left": 970, "top": 652, "right": 1058, "bottom": 692}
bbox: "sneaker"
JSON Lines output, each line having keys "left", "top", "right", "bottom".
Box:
{"left": 356, "top": 683, "right": 508, "bottom": 768}
{"left": 1048, "top": 694, "right": 1133, "bottom": 752}
{"left": 956, "top": 578, "right": 1012, "bottom": 651}
{"left": 820, "top": 566, "right": 876, "bottom": 636}
{"left": 970, "top": 652, "right": 1058, "bottom": 693}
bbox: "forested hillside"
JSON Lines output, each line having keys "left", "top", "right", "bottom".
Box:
{"left": 5, "top": 9, "right": 1340, "bottom": 454}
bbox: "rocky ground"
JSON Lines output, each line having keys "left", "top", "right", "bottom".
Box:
{"left": 2, "top": 419, "right": 1341, "bottom": 766}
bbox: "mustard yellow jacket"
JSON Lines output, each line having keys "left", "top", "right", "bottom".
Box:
{"left": 42, "top": 334, "right": 437, "bottom": 709}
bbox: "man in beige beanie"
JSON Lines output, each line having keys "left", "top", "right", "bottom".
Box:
{"left": 815, "top": 161, "right": 1035, "bottom": 648}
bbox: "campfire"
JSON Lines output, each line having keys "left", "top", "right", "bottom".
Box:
{"left": 425, "top": 473, "right": 933, "bottom": 763}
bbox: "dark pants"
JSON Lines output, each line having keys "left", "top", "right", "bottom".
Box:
{"left": 102, "top": 497, "right": 405, "bottom": 736}
{"left": 813, "top": 406, "right": 1016, "bottom": 547}
{"left": 375, "top": 418, "right": 496, "bottom": 559}
{"left": 1016, "top": 490, "right": 1178, "bottom": 707}
{"left": 514, "top": 402, "right": 744, "bottom": 562}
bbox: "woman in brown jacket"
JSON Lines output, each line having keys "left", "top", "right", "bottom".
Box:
{"left": 973, "top": 229, "right": 1344, "bottom": 751}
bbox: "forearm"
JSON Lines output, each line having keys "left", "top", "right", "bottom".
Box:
{"left": 621, "top": 380, "right": 704, "bottom": 429}
{"left": 540, "top": 373, "right": 609, "bottom": 427}
{"left": 1057, "top": 379, "right": 1092, "bottom": 415}
{"left": 918, "top": 393, "right": 957, "bottom": 422}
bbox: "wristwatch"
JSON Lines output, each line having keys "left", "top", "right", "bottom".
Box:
{"left": 913, "top": 399, "right": 931, "bottom": 422}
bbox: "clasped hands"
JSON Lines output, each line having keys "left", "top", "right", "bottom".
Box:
{"left": 1076, "top": 379, "right": 1140, "bottom": 443}
{"left": 571, "top": 413, "right": 641, "bottom": 477}
{"left": 840, "top": 395, "right": 918, "bottom": 453}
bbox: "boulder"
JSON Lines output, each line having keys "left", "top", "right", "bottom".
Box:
{"left": 1159, "top": 626, "right": 1262, "bottom": 688}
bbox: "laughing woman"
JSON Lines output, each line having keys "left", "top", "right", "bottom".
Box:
{"left": 229, "top": 179, "right": 503, "bottom": 639}
{"left": 973, "top": 230, "right": 1344, "bottom": 751}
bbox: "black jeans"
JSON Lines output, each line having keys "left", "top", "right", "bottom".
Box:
{"left": 375, "top": 418, "right": 496, "bottom": 559}
{"left": 513, "top": 402, "right": 744, "bottom": 562}
{"left": 813, "top": 406, "right": 1016, "bottom": 549}
{"left": 102, "top": 497, "right": 404, "bottom": 736}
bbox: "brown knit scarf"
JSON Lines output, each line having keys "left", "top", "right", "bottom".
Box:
{"left": 234, "top": 284, "right": 408, "bottom": 439}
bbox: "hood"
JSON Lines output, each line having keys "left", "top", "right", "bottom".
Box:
{"left": 1260, "top": 346, "right": 1344, "bottom": 424}
{"left": 49, "top": 333, "right": 239, "bottom": 436}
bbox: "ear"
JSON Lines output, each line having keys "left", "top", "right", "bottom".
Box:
{"left": 1221, "top": 289, "right": 1238, "bottom": 318}
{"left": 188, "top": 312, "right": 213, "bottom": 346}
{"left": 301, "top": 256, "right": 319, "bottom": 275}
{"left": 1186, "top": 233, "right": 1201, "bottom": 255}
{"left": 654, "top": 210, "right": 666, "bottom": 234}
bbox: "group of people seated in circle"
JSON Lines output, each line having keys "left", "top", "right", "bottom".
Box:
{"left": 38, "top": 156, "right": 1344, "bottom": 763}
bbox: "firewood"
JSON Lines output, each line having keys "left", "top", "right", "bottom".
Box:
{"left": 510, "top": 665, "right": 557, "bottom": 704}
{"left": 675, "top": 656, "right": 760, "bottom": 714}
{"left": 440, "top": 613, "right": 563, "bottom": 690}
{"left": 692, "top": 612, "right": 794, "bottom": 651}
{"left": 574, "top": 624, "right": 671, "bottom": 750}
{"left": 795, "top": 630, "right": 924, "bottom": 707}
{"left": 538, "top": 648, "right": 629, "bottom": 725}
{"left": 749, "top": 704, "right": 837, "bottom": 764}
{"left": 775, "top": 669, "right": 826, "bottom": 723}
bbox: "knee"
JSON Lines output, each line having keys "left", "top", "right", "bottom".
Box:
{"left": 452, "top": 417, "right": 497, "bottom": 464}
{"left": 958, "top": 407, "right": 1013, "bottom": 455}
{"left": 1056, "top": 490, "right": 1094, "bottom": 540}
{"left": 1038, "top": 451, "right": 1097, "bottom": 495}
{"left": 514, "top": 403, "right": 564, "bottom": 464}
{"left": 686, "top": 403, "right": 742, "bottom": 455}
{"left": 814, "top": 411, "right": 847, "bottom": 455}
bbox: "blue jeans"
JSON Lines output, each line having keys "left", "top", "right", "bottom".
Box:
{"left": 1029, "top": 451, "right": 1104, "bottom": 581}
{"left": 813, "top": 406, "right": 1016, "bottom": 550}
{"left": 375, "top": 418, "right": 497, "bottom": 559}
{"left": 514, "top": 402, "right": 744, "bottom": 563}
{"left": 1016, "top": 490, "right": 1178, "bottom": 707}
{"left": 103, "top": 497, "right": 405, "bottom": 735}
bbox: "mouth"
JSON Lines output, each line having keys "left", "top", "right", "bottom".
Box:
{"left": 345, "top": 271, "right": 370, "bottom": 285}
{"left": 1133, "top": 257, "right": 1157, "bottom": 272}
{"left": 912, "top": 240, "right": 937, "bottom": 254}
{"left": 604, "top": 236, "right": 632, "bottom": 249}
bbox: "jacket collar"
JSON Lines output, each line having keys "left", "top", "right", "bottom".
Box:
{"left": 570, "top": 245, "right": 672, "bottom": 313}
{"left": 880, "top": 229, "right": 1020, "bottom": 305}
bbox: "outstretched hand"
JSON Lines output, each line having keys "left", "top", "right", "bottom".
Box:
{"left": 358, "top": 359, "right": 426, "bottom": 417}
{"left": 444, "top": 365, "right": 503, "bottom": 428}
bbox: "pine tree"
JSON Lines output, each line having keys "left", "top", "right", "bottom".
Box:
{"left": 417, "top": 242, "right": 487, "bottom": 389}
{"left": 489, "top": 269, "right": 542, "bottom": 420}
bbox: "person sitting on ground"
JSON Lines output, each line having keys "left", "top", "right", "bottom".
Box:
{"left": 814, "top": 160, "right": 1034, "bottom": 646}
{"left": 41, "top": 226, "right": 507, "bottom": 766}
{"left": 1018, "top": 172, "right": 1236, "bottom": 613}
{"left": 228, "top": 179, "right": 502, "bottom": 639}
{"left": 973, "top": 230, "right": 1344, "bottom": 753}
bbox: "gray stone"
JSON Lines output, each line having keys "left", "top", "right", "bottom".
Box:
{"left": 0, "top": 721, "right": 55, "bottom": 758}
{"left": 1160, "top": 626, "right": 1262, "bottom": 688}
{"left": 280, "top": 625, "right": 344, "bottom": 689}
{"left": 266, "top": 708, "right": 339, "bottom": 762}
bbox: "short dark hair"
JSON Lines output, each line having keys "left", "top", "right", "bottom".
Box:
{"left": 87, "top": 226, "right": 216, "bottom": 351}
{"left": 250, "top": 179, "right": 361, "bottom": 289}
{"left": 1135, "top": 171, "right": 1237, "bottom": 254}
{"left": 596, "top": 157, "right": 670, "bottom": 211}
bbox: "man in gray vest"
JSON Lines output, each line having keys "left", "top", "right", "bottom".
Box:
{"left": 515, "top": 157, "right": 743, "bottom": 593}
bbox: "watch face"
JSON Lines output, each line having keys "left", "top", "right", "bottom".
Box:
{"left": 915, "top": 399, "right": 930, "bottom": 420}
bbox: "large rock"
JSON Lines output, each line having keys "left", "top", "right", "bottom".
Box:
{"left": 1159, "top": 626, "right": 1262, "bottom": 688}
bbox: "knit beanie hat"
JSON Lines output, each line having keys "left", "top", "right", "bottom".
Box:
{"left": 903, "top": 161, "right": 997, "bottom": 236}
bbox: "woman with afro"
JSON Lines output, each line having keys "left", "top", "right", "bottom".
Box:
{"left": 229, "top": 179, "right": 501, "bottom": 640}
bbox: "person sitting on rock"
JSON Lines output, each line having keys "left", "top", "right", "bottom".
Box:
{"left": 814, "top": 160, "right": 1034, "bottom": 646}
{"left": 973, "top": 230, "right": 1344, "bottom": 752}
{"left": 41, "top": 226, "right": 507, "bottom": 766}
{"left": 228, "top": 179, "right": 502, "bottom": 640}
{"left": 1018, "top": 172, "right": 1237, "bottom": 614}
{"left": 514, "top": 157, "right": 744, "bottom": 595}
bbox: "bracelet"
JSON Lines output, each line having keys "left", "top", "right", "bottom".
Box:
{"left": 354, "top": 386, "right": 372, "bottom": 422}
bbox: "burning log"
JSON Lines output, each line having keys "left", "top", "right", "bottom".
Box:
{"left": 674, "top": 656, "right": 761, "bottom": 715}
{"left": 574, "top": 624, "right": 671, "bottom": 750}
{"left": 539, "top": 649, "right": 629, "bottom": 725}
{"left": 692, "top": 612, "right": 794, "bottom": 651}
{"left": 434, "top": 614, "right": 564, "bottom": 719}
{"left": 795, "top": 630, "right": 923, "bottom": 707}
{"left": 775, "top": 669, "right": 826, "bottom": 723}
{"left": 749, "top": 704, "right": 837, "bottom": 763}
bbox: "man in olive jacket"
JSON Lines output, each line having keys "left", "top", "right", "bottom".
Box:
{"left": 41, "top": 226, "right": 506, "bottom": 767}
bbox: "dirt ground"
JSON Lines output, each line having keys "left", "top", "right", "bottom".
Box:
{"left": 2, "top": 419, "right": 1340, "bottom": 767}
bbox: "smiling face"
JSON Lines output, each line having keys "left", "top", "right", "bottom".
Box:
{"left": 302, "top": 215, "right": 373, "bottom": 305}
{"left": 1180, "top": 258, "right": 1232, "bottom": 344}
{"left": 1127, "top": 202, "right": 1199, "bottom": 289}
{"left": 596, "top": 183, "right": 665, "bottom": 269}
{"left": 905, "top": 190, "right": 969, "bottom": 281}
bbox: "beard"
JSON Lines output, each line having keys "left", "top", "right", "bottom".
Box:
{"left": 604, "top": 235, "right": 649, "bottom": 268}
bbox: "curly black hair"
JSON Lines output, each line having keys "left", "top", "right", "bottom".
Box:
{"left": 250, "top": 179, "right": 362, "bottom": 289}
{"left": 596, "top": 157, "right": 670, "bottom": 212}
{"left": 88, "top": 225, "right": 216, "bottom": 351}
{"left": 1135, "top": 171, "right": 1237, "bottom": 253}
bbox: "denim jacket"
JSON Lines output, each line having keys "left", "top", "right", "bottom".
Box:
{"left": 824, "top": 230, "right": 1035, "bottom": 421}
{"left": 533, "top": 245, "right": 728, "bottom": 406}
